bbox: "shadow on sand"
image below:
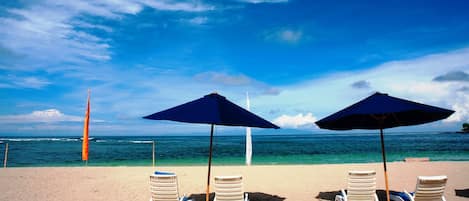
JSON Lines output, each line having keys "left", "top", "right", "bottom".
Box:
{"left": 315, "top": 190, "right": 341, "bottom": 200}
{"left": 188, "top": 192, "right": 286, "bottom": 201}
{"left": 316, "top": 189, "right": 401, "bottom": 201}
{"left": 455, "top": 189, "right": 469, "bottom": 198}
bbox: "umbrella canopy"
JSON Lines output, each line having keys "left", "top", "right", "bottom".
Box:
{"left": 143, "top": 93, "right": 279, "bottom": 201}
{"left": 316, "top": 92, "right": 454, "bottom": 130}
{"left": 315, "top": 92, "right": 454, "bottom": 201}
{"left": 144, "top": 93, "right": 279, "bottom": 128}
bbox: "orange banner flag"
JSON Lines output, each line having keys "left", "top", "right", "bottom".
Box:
{"left": 82, "top": 90, "right": 90, "bottom": 161}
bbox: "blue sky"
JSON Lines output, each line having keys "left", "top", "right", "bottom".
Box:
{"left": 0, "top": 0, "right": 468, "bottom": 136}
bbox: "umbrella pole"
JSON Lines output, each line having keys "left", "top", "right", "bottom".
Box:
{"left": 206, "top": 124, "right": 215, "bottom": 201}
{"left": 380, "top": 128, "right": 390, "bottom": 201}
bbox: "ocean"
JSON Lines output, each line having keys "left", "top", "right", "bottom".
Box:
{"left": 1, "top": 132, "right": 468, "bottom": 167}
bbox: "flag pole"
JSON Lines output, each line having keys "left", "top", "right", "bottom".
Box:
{"left": 152, "top": 141, "right": 155, "bottom": 167}
{"left": 206, "top": 124, "right": 215, "bottom": 201}
{"left": 380, "top": 128, "right": 390, "bottom": 201}
{"left": 82, "top": 89, "right": 90, "bottom": 166}
{"left": 3, "top": 143, "right": 8, "bottom": 168}
{"left": 245, "top": 92, "right": 252, "bottom": 166}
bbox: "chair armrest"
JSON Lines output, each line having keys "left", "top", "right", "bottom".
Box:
{"left": 389, "top": 194, "right": 404, "bottom": 201}
{"left": 244, "top": 192, "right": 249, "bottom": 201}
{"left": 374, "top": 193, "right": 379, "bottom": 201}
{"left": 341, "top": 189, "right": 348, "bottom": 201}
{"left": 404, "top": 190, "right": 415, "bottom": 201}
{"left": 179, "top": 194, "right": 185, "bottom": 201}
{"left": 442, "top": 196, "right": 446, "bottom": 201}
{"left": 335, "top": 195, "right": 344, "bottom": 201}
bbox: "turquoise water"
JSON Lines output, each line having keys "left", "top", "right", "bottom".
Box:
{"left": 0, "top": 132, "right": 468, "bottom": 167}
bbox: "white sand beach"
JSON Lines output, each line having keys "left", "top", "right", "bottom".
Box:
{"left": 0, "top": 162, "right": 468, "bottom": 201}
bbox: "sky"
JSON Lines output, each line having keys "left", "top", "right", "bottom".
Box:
{"left": 0, "top": 0, "right": 468, "bottom": 136}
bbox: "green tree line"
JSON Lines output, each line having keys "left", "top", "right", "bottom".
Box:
{"left": 463, "top": 123, "right": 469, "bottom": 132}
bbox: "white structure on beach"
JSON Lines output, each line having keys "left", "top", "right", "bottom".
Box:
{"left": 246, "top": 92, "right": 252, "bottom": 166}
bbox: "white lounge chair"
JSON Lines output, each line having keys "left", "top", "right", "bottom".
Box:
{"left": 214, "top": 175, "right": 249, "bottom": 201}
{"left": 404, "top": 175, "right": 447, "bottom": 201}
{"left": 335, "top": 170, "right": 379, "bottom": 201}
{"left": 149, "top": 174, "right": 189, "bottom": 201}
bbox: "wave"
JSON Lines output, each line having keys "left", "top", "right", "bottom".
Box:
{"left": 130, "top": 140, "right": 153, "bottom": 144}
{"left": 94, "top": 139, "right": 153, "bottom": 144}
{"left": 79, "top": 137, "right": 96, "bottom": 142}
{"left": 0, "top": 138, "right": 80, "bottom": 142}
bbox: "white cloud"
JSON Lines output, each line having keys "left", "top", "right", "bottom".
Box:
{"left": 273, "top": 113, "right": 317, "bottom": 128}
{"left": 0, "top": 0, "right": 216, "bottom": 70}
{"left": 239, "top": 0, "right": 288, "bottom": 3}
{"left": 433, "top": 71, "right": 469, "bottom": 82}
{"left": 351, "top": 80, "right": 371, "bottom": 89}
{"left": 444, "top": 92, "right": 469, "bottom": 123}
{"left": 71, "top": 21, "right": 113, "bottom": 32}
{"left": 252, "top": 47, "right": 469, "bottom": 129}
{"left": 279, "top": 29, "right": 302, "bottom": 43}
{"left": 0, "top": 75, "right": 51, "bottom": 89}
{"left": 140, "top": 0, "right": 215, "bottom": 12}
{"left": 188, "top": 16, "right": 208, "bottom": 25}
{"left": 0, "top": 109, "right": 104, "bottom": 123}
{"left": 195, "top": 72, "right": 252, "bottom": 85}
{"left": 0, "top": 109, "right": 81, "bottom": 123}
{"left": 193, "top": 71, "right": 280, "bottom": 95}
{"left": 13, "top": 77, "right": 51, "bottom": 89}
{"left": 0, "top": 4, "right": 112, "bottom": 66}
{"left": 264, "top": 28, "right": 304, "bottom": 44}
{"left": 47, "top": 0, "right": 143, "bottom": 19}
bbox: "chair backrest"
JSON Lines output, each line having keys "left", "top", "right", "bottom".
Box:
{"left": 346, "top": 170, "right": 377, "bottom": 201}
{"left": 413, "top": 175, "right": 447, "bottom": 201}
{"left": 214, "top": 175, "right": 244, "bottom": 201}
{"left": 150, "top": 174, "right": 180, "bottom": 201}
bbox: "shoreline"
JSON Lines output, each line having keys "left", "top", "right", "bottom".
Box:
{"left": 1, "top": 161, "right": 468, "bottom": 201}
{"left": 3, "top": 160, "right": 469, "bottom": 168}
{"left": 4, "top": 159, "right": 469, "bottom": 168}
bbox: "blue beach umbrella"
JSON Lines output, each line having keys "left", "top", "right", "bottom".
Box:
{"left": 315, "top": 92, "right": 454, "bottom": 201}
{"left": 143, "top": 92, "right": 279, "bottom": 201}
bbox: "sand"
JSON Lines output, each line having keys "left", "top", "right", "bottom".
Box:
{"left": 0, "top": 162, "right": 468, "bottom": 201}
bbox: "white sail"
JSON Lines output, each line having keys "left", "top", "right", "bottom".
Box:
{"left": 245, "top": 92, "right": 252, "bottom": 166}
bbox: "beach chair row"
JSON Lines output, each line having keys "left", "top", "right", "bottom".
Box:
{"left": 149, "top": 171, "right": 447, "bottom": 201}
